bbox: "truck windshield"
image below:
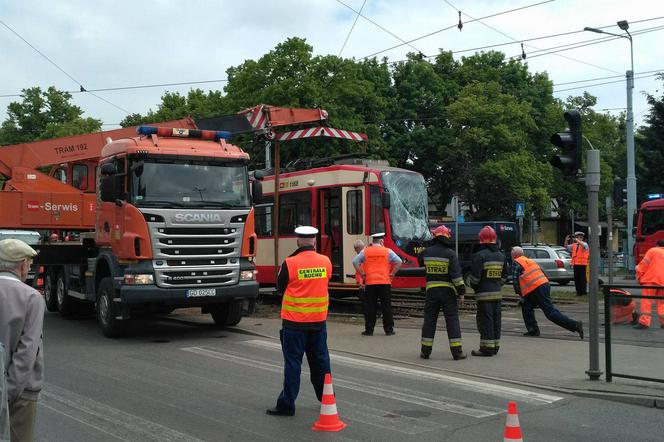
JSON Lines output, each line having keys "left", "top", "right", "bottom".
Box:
{"left": 641, "top": 208, "right": 664, "bottom": 235}
{"left": 381, "top": 171, "right": 430, "bottom": 243}
{"left": 130, "top": 160, "right": 250, "bottom": 208}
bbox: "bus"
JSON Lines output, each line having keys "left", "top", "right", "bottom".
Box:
{"left": 437, "top": 221, "right": 520, "bottom": 285}
{"left": 634, "top": 197, "right": 664, "bottom": 264}
{"left": 253, "top": 157, "right": 430, "bottom": 293}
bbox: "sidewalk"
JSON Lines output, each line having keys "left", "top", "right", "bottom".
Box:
{"left": 233, "top": 309, "right": 664, "bottom": 408}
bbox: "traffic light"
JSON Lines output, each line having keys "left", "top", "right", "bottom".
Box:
{"left": 613, "top": 177, "right": 626, "bottom": 208}
{"left": 550, "top": 109, "right": 582, "bottom": 176}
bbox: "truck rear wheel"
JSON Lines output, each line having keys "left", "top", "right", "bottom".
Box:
{"left": 43, "top": 272, "right": 58, "bottom": 312}
{"left": 210, "top": 300, "right": 243, "bottom": 327}
{"left": 96, "top": 277, "right": 127, "bottom": 338}
{"left": 56, "top": 272, "right": 76, "bottom": 317}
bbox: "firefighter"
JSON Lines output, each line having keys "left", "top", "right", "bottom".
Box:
{"left": 419, "top": 225, "right": 467, "bottom": 360}
{"left": 634, "top": 239, "right": 664, "bottom": 329}
{"left": 511, "top": 246, "right": 584, "bottom": 339}
{"left": 564, "top": 231, "right": 589, "bottom": 296}
{"left": 266, "top": 226, "right": 332, "bottom": 417}
{"left": 353, "top": 232, "right": 403, "bottom": 336}
{"left": 469, "top": 226, "right": 506, "bottom": 357}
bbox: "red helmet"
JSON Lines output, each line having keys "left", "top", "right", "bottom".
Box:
{"left": 479, "top": 226, "right": 497, "bottom": 244}
{"left": 433, "top": 225, "right": 452, "bottom": 239}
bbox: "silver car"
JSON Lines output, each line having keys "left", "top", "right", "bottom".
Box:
{"left": 522, "top": 245, "right": 573, "bottom": 285}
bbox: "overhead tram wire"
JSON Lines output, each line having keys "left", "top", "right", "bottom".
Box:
{"left": 508, "top": 25, "right": 664, "bottom": 61}
{"left": 386, "top": 16, "right": 664, "bottom": 65}
{"left": 334, "top": 0, "right": 425, "bottom": 55}
{"left": 0, "top": 79, "right": 229, "bottom": 99}
{"left": 553, "top": 72, "right": 662, "bottom": 93}
{"left": 338, "top": 0, "right": 367, "bottom": 56}
{"left": 360, "top": 0, "right": 556, "bottom": 60}
{"left": 0, "top": 18, "right": 130, "bottom": 114}
{"left": 442, "top": 0, "right": 619, "bottom": 74}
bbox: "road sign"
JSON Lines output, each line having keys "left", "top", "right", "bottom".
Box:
{"left": 516, "top": 202, "right": 525, "bottom": 218}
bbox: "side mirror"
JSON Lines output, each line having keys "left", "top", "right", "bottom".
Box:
{"left": 252, "top": 180, "right": 263, "bottom": 204}
{"left": 381, "top": 191, "right": 391, "bottom": 209}
{"left": 632, "top": 227, "right": 637, "bottom": 237}
{"left": 100, "top": 163, "right": 117, "bottom": 176}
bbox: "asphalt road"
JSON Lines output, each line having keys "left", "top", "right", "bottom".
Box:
{"left": 35, "top": 311, "right": 664, "bottom": 442}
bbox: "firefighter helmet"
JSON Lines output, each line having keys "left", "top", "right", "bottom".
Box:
{"left": 432, "top": 225, "right": 452, "bottom": 239}
{"left": 479, "top": 226, "right": 497, "bottom": 244}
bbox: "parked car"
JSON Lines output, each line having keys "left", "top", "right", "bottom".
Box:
{"left": 521, "top": 245, "right": 573, "bottom": 286}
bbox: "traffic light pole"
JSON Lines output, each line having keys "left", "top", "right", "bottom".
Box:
{"left": 586, "top": 149, "right": 602, "bottom": 380}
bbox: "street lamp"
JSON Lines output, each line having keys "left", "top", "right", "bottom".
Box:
{"left": 584, "top": 21, "right": 636, "bottom": 275}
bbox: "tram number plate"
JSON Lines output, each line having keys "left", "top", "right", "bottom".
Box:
{"left": 186, "top": 288, "right": 216, "bottom": 298}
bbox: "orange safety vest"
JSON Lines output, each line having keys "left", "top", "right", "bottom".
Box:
{"left": 515, "top": 256, "right": 549, "bottom": 296}
{"left": 571, "top": 242, "right": 589, "bottom": 266}
{"left": 636, "top": 247, "right": 664, "bottom": 286}
{"left": 281, "top": 250, "right": 332, "bottom": 323}
{"left": 363, "top": 245, "right": 391, "bottom": 285}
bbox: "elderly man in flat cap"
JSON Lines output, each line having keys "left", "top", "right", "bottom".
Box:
{"left": 0, "top": 239, "right": 44, "bottom": 442}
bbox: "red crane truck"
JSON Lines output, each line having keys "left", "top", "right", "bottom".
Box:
{"left": 0, "top": 120, "right": 260, "bottom": 336}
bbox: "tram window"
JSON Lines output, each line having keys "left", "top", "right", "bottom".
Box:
{"left": 255, "top": 197, "right": 274, "bottom": 236}
{"left": 346, "top": 190, "right": 363, "bottom": 234}
{"left": 72, "top": 164, "right": 88, "bottom": 190}
{"left": 369, "top": 185, "right": 385, "bottom": 234}
{"left": 279, "top": 191, "right": 312, "bottom": 235}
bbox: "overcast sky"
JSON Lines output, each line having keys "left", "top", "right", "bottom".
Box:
{"left": 2, "top": 0, "right": 663, "bottom": 131}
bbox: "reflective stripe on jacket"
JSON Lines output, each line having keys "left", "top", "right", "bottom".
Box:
{"left": 515, "top": 256, "right": 549, "bottom": 296}
{"left": 571, "top": 243, "right": 589, "bottom": 265}
{"left": 469, "top": 246, "right": 505, "bottom": 301}
{"left": 364, "top": 246, "right": 391, "bottom": 285}
{"left": 281, "top": 251, "right": 332, "bottom": 322}
{"left": 419, "top": 243, "right": 464, "bottom": 293}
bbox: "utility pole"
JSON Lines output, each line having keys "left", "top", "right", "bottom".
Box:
{"left": 586, "top": 149, "right": 602, "bottom": 380}
{"left": 606, "top": 196, "right": 613, "bottom": 285}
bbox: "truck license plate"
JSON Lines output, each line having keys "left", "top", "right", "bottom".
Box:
{"left": 186, "top": 288, "right": 216, "bottom": 298}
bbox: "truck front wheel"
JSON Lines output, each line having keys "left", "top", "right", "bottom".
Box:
{"left": 96, "top": 277, "right": 127, "bottom": 338}
{"left": 210, "top": 300, "right": 243, "bottom": 327}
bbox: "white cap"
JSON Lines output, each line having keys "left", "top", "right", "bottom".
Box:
{"left": 371, "top": 232, "right": 385, "bottom": 239}
{"left": 0, "top": 239, "right": 38, "bottom": 262}
{"left": 574, "top": 231, "right": 585, "bottom": 237}
{"left": 294, "top": 226, "right": 318, "bottom": 238}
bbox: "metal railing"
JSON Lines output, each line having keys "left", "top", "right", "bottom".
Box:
{"left": 603, "top": 283, "right": 664, "bottom": 383}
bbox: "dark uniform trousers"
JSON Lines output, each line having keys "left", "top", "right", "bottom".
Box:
{"left": 522, "top": 283, "right": 578, "bottom": 333}
{"left": 364, "top": 284, "right": 394, "bottom": 333}
{"left": 476, "top": 300, "right": 502, "bottom": 354}
{"left": 421, "top": 287, "right": 462, "bottom": 350}
{"left": 276, "top": 325, "right": 331, "bottom": 414}
{"left": 573, "top": 265, "right": 587, "bottom": 295}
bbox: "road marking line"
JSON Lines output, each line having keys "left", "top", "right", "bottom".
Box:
{"left": 240, "top": 339, "right": 564, "bottom": 405}
{"left": 182, "top": 346, "right": 501, "bottom": 418}
{"left": 41, "top": 383, "right": 204, "bottom": 442}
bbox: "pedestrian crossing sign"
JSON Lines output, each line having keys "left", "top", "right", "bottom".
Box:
{"left": 516, "top": 202, "right": 525, "bottom": 218}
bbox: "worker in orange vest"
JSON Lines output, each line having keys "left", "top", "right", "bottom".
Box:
{"left": 511, "top": 247, "right": 584, "bottom": 339}
{"left": 565, "top": 231, "right": 589, "bottom": 296}
{"left": 634, "top": 239, "right": 664, "bottom": 329}
{"left": 266, "top": 226, "right": 332, "bottom": 417}
{"left": 353, "top": 232, "right": 402, "bottom": 336}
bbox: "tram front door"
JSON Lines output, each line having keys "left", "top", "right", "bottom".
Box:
{"left": 318, "top": 188, "right": 343, "bottom": 282}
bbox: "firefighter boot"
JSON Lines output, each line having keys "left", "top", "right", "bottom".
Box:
{"left": 451, "top": 347, "right": 467, "bottom": 360}
{"left": 420, "top": 345, "right": 431, "bottom": 360}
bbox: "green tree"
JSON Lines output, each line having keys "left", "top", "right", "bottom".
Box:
{"left": 636, "top": 76, "right": 664, "bottom": 199}
{"left": 0, "top": 86, "right": 101, "bottom": 145}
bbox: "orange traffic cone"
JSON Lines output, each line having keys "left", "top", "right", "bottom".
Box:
{"left": 312, "top": 373, "right": 346, "bottom": 432}
{"left": 504, "top": 401, "right": 523, "bottom": 442}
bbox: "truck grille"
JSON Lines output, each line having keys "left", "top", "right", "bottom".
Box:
{"left": 143, "top": 209, "right": 248, "bottom": 288}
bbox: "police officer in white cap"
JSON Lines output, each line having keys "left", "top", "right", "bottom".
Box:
{"left": 0, "top": 239, "right": 44, "bottom": 441}
{"left": 267, "top": 226, "right": 333, "bottom": 417}
{"left": 352, "top": 232, "right": 402, "bottom": 336}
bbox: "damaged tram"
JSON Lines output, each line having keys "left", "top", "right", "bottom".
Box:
{"left": 253, "top": 157, "right": 430, "bottom": 293}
